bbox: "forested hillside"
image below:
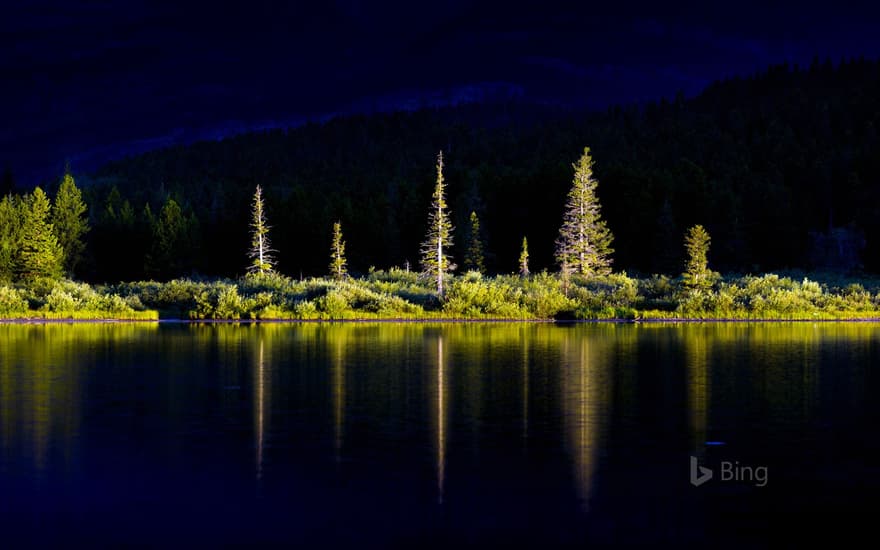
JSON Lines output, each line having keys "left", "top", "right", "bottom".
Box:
{"left": 56, "top": 58, "right": 880, "bottom": 282}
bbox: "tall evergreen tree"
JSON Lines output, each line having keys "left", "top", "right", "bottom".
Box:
{"left": 52, "top": 171, "right": 90, "bottom": 275}
{"left": 519, "top": 237, "right": 530, "bottom": 277}
{"left": 15, "top": 187, "right": 64, "bottom": 280}
{"left": 329, "top": 221, "right": 347, "bottom": 280}
{"left": 119, "top": 200, "right": 136, "bottom": 228}
{"left": 421, "top": 151, "right": 455, "bottom": 296}
{"left": 683, "top": 224, "right": 713, "bottom": 291}
{"left": 555, "top": 147, "right": 614, "bottom": 276}
{"left": 102, "top": 186, "right": 124, "bottom": 225}
{"left": 248, "top": 185, "right": 274, "bottom": 274}
{"left": 463, "top": 210, "right": 485, "bottom": 274}
{"left": 0, "top": 194, "right": 21, "bottom": 281}
{"left": 147, "top": 198, "right": 187, "bottom": 278}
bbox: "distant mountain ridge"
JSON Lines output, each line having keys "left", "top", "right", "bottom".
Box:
{"left": 74, "top": 58, "right": 880, "bottom": 280}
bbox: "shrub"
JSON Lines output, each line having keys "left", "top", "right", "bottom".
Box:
{"left": 0, "top": 286, "right": 28, "bottom": 315}
{"left": 519, "top": 272, "right": 575, "bottom": 319}
{"left": 43, "top": 288, "right": 81, "bottom": 312}
{"left": 316, "top": 290, "right": 349, "bottom": 318}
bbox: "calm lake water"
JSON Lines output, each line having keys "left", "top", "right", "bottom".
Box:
{"left": 0, "top": 322, "right": 877, "bottom": 547}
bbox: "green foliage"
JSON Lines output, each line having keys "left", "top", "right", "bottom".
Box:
{"left": 0, "top": 285, "right": 28, "bottom": 315}
{"left": 15, "top": 188, "right": 64, "bottom": 281}
{"left": 638, "top": 275, "right": 677, "bottom": 311}
{"left": 555, "top": 147, "right": 614, "bottom": 276}
{"left": 147, "top": 198, "right": 194, "bottom": 278}
{"left": 329, "top": 221, "right": 347, "bottom": 280}
{"left": 192, "top": 283, "right": 244, "bottom": 319}
{"left": 683, "top": 225, "right": 715, "bottom": 292}
{"left": 518, "top": 272, "right": 576, "bottom": 319}
{"left": 570, "top": 273, "right": 639, "bottom": 314}
{"left": 52, "top": 172, "right": 90, "bottom": 275}
{"left": 661, "top": 273, "right": 880, "bottom": 319}
{"left": 5, "top": 271, "right": 880, "bottom": 321}
{"left": 420, "top": 151, "right": 455, "bottom": 296}
{"left": 248, "top": 185, "right": 274, "bottom": 274}
{"left": 443, "top": 272, "right": 526, "bottom": 318}
{"left": 519, "top": 237, "right": 529, "bottom": 277}
{"left": 463, "top": 211, "right": 485, "bottom": 274}
{"left": 0, "top": 278, "right": 156, "bottom": 319}
{"left": 0, "top": 194, "right": 22, "bottom": 281}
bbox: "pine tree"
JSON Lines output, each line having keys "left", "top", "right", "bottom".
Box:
{"left": 683, "top": 224, "right": 713, "bottom": 291}
{"left": 463, "top": 210, "right": 485, "bottom": 274}
{"left": 421, "top": 151, "right": 455, "bottom": 296}
{"left": 519, "top": 237, "right": 530, "bottom": 277}
{"left": 142, "top": 203, "right": 155, "bottom": 231}
{"left": 329, "top": 221, "right": 347, "bottom": 280}
{"left": 119, "top": 200, "right": 136, "bottom": 228}
{"left": 0, "top": 194, "right": 22, "bottom": 281}
{"left": 248, "top": 185, "right": 274, "bottom": 275}
{"left": 15, "top": 187, "right": 64, "bottom": 280}
{"left": 102, "top": 186, "right": 123, "bottom": 225}
{"left": 560, "top": 256, "right": 573, "bottom": 297}
{"left": 147, "top": 198, "right": 187, "bottom": 278}
{"left": 52, "top": 171, "right": 90, "bottom": 275}
{"left": 555, "top": 147, "right": 614, "bottom": 276}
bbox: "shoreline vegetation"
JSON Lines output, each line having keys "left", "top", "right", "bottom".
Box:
{"left": 6, "top": 135, "right": 880, "bottom": 324}
{"left": 5, "top": 270, "right": 880, "bottom": 323}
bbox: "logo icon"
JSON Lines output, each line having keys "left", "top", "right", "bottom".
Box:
{"left": 690, "top": 456, "right": 713, "bottom": 487}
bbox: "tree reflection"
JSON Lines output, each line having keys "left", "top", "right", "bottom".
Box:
{"left": 433, "top": 333, "right": 448, "bottom": 504}
{"left": 254, "top": 337, "right": 269, "bottom": 481}
{"left": 331, "top": 332, "right": 346, "bottom": 463}
{"left": 684, "top": 327, "right": 709, "bottom": 455}
{"left": 561, "top": 328, "right": 611, "bottom": 509}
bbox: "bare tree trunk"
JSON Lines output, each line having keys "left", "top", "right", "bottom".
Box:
{"left": 437, "top": 200, "right": 443, "bottom": 297}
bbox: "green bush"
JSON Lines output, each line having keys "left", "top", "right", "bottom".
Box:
{"left": 443, "top": 276, "right": 527, "bottom": 318}
{"left": 43, "top": 288, "right": 81, "bottom": 312}
{"left": 0, "top": 286, "right": 28, "bottom": 315}
{"left": 316, "top": 289, "right": 350, "bottom": 318}
{"left": 519, "top": 272, "right": 575, "bottom": 318}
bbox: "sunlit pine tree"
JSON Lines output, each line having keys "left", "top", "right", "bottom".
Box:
{"left": 683, "top": 224, "right": 713, "bottom": 291}
{"left": 15, "top": 187, "right": 64, "bottom": 280}
{"left": 421, "top": 151, "right": 455, "bottom": 297}
{"left": 329, "top": 221, "right": 347, "bottom": 280}
{"left": 555, "top": 147, "right": 614, "bottom": 276}
{"left": 519, "top": 237, "right": 530, "bottom": 277}
{"left": 52, "top": 171, "right": 90, "bottom": 275}
{"left": 248, "top": 185, "right": 275, "bottom": 275}
{"left": 0, "top": 194, "right": 22, "bottom": 281}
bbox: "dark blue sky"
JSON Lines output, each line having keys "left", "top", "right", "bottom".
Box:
{"left": 3, "top": 0, "right": 880, "bottom": 185}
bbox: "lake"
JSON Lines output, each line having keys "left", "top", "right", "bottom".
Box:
{"left": 0, "top": 322, "right": 877, "bottom": 547}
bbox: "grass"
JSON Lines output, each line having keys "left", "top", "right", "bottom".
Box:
{"left": 4, "top": 270, "right": 880, "bottom": 321}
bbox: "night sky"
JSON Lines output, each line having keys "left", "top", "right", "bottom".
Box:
{"left": 4, "top": 0, "right": 880, "bottom": 185}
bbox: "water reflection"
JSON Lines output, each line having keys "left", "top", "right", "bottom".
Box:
{"left": 331, "top": 333, "right": 346, "bottom": 462}
{"left": 684, "top": 327, "right": 710, "bottom": 454}
{"left": 0, "top": 322, "right": 878, "bottom": 546}
{"left": 433, "top": 334, "right": 448, "bottom": 504}
{"left": 560, "top": 327, "right": 611, "bottom": 509}
{"left": 522, "top": 334, "right": 529, "bottom": 442}
{"left": 0, "top": 324, "right": 158, "bottom": 478}
{"left": 254, "top": 337, "right": 268, "bottom": 481}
